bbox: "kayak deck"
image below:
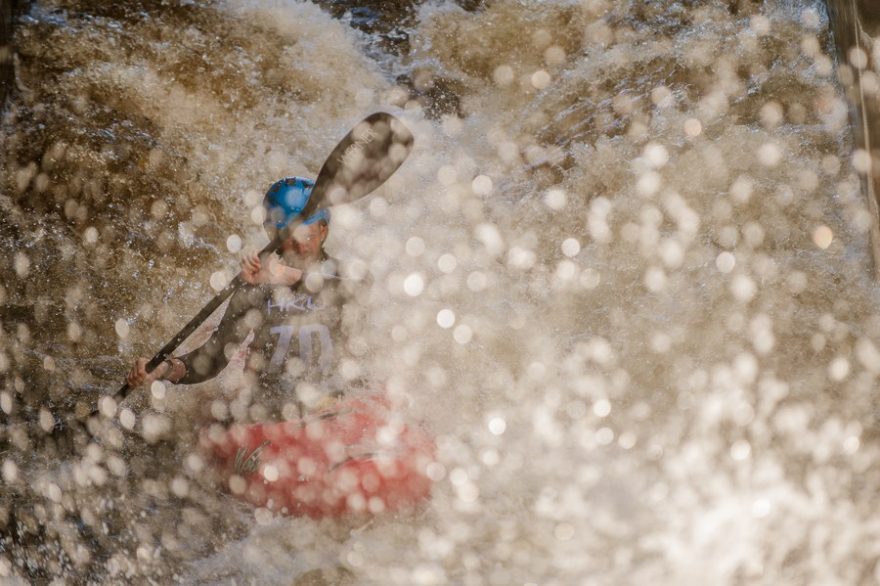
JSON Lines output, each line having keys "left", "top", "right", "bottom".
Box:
{"left": 199, "top": 395, "right": 435, "bottom": 518}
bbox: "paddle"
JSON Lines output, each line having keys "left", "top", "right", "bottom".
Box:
{"left": 96, "top": 112, "right": 414, "bottom": 415}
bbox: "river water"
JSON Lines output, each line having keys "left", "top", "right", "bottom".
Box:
{"left": 2, "top": 0, "right": 880, "bottom": 584}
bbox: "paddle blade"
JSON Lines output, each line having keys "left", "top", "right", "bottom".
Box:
{"left": 303, "top": 112, "right": 414, "bottom": 217}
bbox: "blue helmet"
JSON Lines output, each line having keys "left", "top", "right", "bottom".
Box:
{"left": 263, "top": 176, "right": 331, "bottom": 232}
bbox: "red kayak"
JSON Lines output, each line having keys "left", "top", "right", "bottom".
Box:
{"left": 199, "top": 394, "right": 435, "bottom": 518}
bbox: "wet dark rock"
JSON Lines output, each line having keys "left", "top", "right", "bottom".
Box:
{"left": 0, "top": 0, "right": 23, "bottom": 108}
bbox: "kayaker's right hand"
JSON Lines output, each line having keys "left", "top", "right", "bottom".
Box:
{"left": 241, "top": 253, "right": 303, "bottom": 286}
{"left": 126, "top": 357, "right": 168, "bottom": 389}
{"left": 241, "top": 253, "right": 265, "bottom": 285}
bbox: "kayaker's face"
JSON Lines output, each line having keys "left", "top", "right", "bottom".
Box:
{"left": 281, "top": 222, "right": 327, "bottom": 262}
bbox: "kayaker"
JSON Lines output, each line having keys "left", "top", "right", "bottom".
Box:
{"left": 126, "top": 176, "right": 355, "bottom": 420}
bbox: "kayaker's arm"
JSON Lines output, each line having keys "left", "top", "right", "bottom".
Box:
{"left": 126, "top": 287, "right": 255, "bottom": 388}
{"left": 175, "top": 288, "right": 255, "bottom": 384}
{"left": 175, "top": 331, "right": 232, "bottom": 384}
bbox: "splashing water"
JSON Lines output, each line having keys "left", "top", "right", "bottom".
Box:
{"left": 2, "top": 0, "right": 880, "bottom": 584}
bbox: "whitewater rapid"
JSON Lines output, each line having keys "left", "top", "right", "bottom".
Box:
{"left": 2, "top": 0, "right": 880, "bottom": 584}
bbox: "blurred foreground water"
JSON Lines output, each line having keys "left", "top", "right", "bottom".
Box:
{"left": 2, "top": 0, "right": 880, "bottom": 584}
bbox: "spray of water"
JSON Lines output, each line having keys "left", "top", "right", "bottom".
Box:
{"left": 2, "top": 0, "right": 880, "bottom": 584}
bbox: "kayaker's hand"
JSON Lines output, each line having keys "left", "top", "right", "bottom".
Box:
{"left": 241, "top": 253, "right": 266, "bottom": 285}
{"left": 126, "top": 357, "right": 168, "bottom": 389}
{"left": 241, "top": 253, "right": 302, "bottom": 286}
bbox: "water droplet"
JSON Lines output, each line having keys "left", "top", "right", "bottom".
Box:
{"left": 812, "top": 225, "right": 833, "bottom": 249}
{"left": 404, "top": 273, "right": 425, "bottom": 297}
{"left": 226, "top": 234, "right": 242, "bottom": 253}
{"left": 488, "top": 416, "right": 506, "bottom": 435}
{"left": 114, "top": 318, "right": 130, "bottom": 339}
{"left": 437, "top": 309, "right": 455, "bottom": 329}
{"left": 716, "top": 252, "right": 736, "bottom": 273}
{"left": 561, "top": 238, "right": 580, "bottom": 257}
{"left": 437, "top": 254, "right": 457, "bottom": 273}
